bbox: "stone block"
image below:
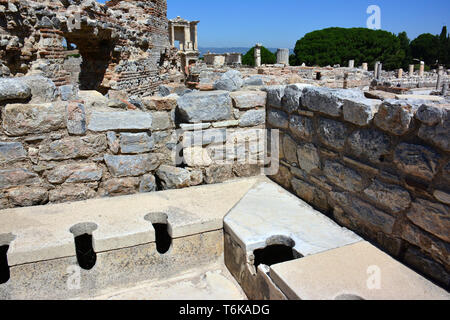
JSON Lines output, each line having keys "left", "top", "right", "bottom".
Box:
{"left": 7, "top": 186, "right": 48, "bottom": 207}
{"left": 283, "top": 134, "right": 298, "bottom": 166}
{"left": 394, "top": 143, "right": 441, "bottom": 181}
{"left": 139, "top": 174, "right": 157, "bottom": 193}
{"left": 297, "top": 143, "right": 320, "bottom": 173}
{"left": 302, "top": 87, "right": 363, "bottom": 117}
{"left": 119, "top": 132, "right": 155, "bottom": 154}
{"left": 230, "top": 91, "right": 267, "bottom": 109}
{"left": 267, "top": 109, "right": 289, "bottom": 129}
{"left": 204, "top": 164, "right": 233, "bottom": 184}
{"left": 363, "top": 179, "right": 411, "bottom": 214}
{"left": 213, "top": 70, "right": 243, "bottom": 92}
{"left": 239, "top": 109, "right": 265, "bottom": 127}
{"left": 177, "top": 91, "right": 232, "bottom": 123}
{"left": 342, "top": 97, "right": 381, "bottom": 126}
{"left": 263, "top": 85, "right": 285, "bottom": 108}
{"left": 156, "top": 165, "right": 191, "bottom": 189}
{"left": 374, "top": 100, "right": 416, "bottom": 135}
{"left": 66, "top": 102, "right": 86, "bottom": 135}
{"left": 20, "top": 75, "right": 57, "bottom": 103}
{"left": 0, "top": 78, "right": 31, "bottom": 101}
{"left": 88, "top": 111, "right": 152, "bottom": 132}
{"left": 49, "top": 184, "right": 97, "bottom": 203}
{"left": 78, "top": 90, "right": 108, "bottom": 109}
{"left": 46, "top": 163, "right": 102, "bottom": 184}
{"left": 281, "top": 84, "right": 312, "bottom": 113}
{"left": 289, "top": 114, "right": 313, "bottom": 141}
{"left": 348, "top": 129, "right": 391, "bottom": 163}
{"left": 142, "top": 94, "right": 178, "bottom": 111}
{"left": 151, "top": 111, "right": 172, "bottom": 131}
{"left": 0, "top": 169, "right": 41, "bottom": 189}
{"left": 183, "top": 146, "right": 212, "bottom": 167}
{"left": 39, "top": 135, "right": 107, "bottom": 161}
{"left": 318, "top": 118, "right": 348, "bottom": 150}
{"left": 3, "top": 103, "right": 66, "bottom": 136}
{"left": 324, "top": 161, "right": 364, "bottom": 192}
{"left": 407, "top": 199, "right": 450, "bottom": 242}
{"left": 417, "top": 107, "right": 449, "bottom": 152}
{"left": 104, "top": 154, "right": 161, "bottom": 178}
{"left": 0, "top": 142, "right": 27, "bottom": 164}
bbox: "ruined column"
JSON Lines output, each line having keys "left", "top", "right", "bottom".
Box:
{"left": 254, "top": 44, "right": 262, "bottom": 67}
{"left": 397, "top": 68, "right": 403, "bottom": 79}
{"left": 436, "top": 66, "right": 444, "bottom": 90}
{"left": 343, "top": 72, "right": 349, "bottom": 89}
{"left": 374, "top": 61, "right": 380, "bottom": 79}
{"left": 362, "top": 63, "right": 368, "bottom": 71}
{"left": 170, "top": 25, "right": 175, "bottom": 47}
{"left": 377, "top": 62, "right": 382, "bottom": 80}
{"left": 193, "top": 24, "right": 198, "bottom": 50}
{"left": 184, "top": 26, "right": 190, "bottom": 50}
{"left": 419, "top": 61, "right": 425, "bottom": 77}
{"left": 442, "top": 82, "right": 448, "bottom": 96}
{"left": 348, "top": 60, "right": 355, "bottom": 68}
{"left": 276, "top": 48, "right": 290, "bottom": 66}
{"left": 409, "top": 64, "right": 415, "bottom": 75}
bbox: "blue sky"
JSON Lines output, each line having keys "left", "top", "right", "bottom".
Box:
{"left": 98, "top": 0, "right": 450, "bottom": 48}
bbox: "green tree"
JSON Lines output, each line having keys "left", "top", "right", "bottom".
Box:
{"left": 398, "top": 31, "right": 412, "bottom": 69}
{"left": 438, "top": 26, "right": 449, "bottom": 66}
{"left": 410, "top": 33, "right": 440, "bottom": 66}
{"left": 293, "top": 27, "right": 405, "bottom": 70}
{"left": 242, "top": 46, "right": 276, "bottom": 66}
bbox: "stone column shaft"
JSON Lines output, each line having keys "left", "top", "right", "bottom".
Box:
{"left": 419, "top": 61, "right": 425, "bottom": 77}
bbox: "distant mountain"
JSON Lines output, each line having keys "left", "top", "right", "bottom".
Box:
{"left": 198, "top": 47, "right": 294, "bottom": 57}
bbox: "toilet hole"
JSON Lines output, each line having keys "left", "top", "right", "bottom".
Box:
{"left": 69, "top": 223, "right": 98, "bottom": 270}
{"left": 144, "top": 213, "right": 172, "bottom": 254}
{"left": 0, "top": 233, "right": 16, "bottom": 284}
{"left": 253, "top": 235, "right": 302, "bottom": 268}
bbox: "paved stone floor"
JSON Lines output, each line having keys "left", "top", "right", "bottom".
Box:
{"left": 80, "top": 257, "right": 247, "bottom": 300}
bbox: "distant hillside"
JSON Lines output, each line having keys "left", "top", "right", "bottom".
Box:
{"left": 198, "top": 47, "right": 294, "bottom": 57}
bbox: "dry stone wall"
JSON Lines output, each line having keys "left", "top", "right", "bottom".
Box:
{"left": 0, "top": 73, "right": 267, "bottom": 210}
{"left": 265, "top": 84, "right": 450, "bottom": 288}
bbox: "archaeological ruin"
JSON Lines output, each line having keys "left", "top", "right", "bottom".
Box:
{"left": 0, "top": 0, "right": 449, "bottom": 301}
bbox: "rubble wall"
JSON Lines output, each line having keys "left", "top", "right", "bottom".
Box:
{"left": 0, "top": 0, "right": 179, "bottom": 96}
{"left": 265, "top": 84, "right": 450, "bottom": 288}
{"left": 0, "top": 75, "right": 266, "bottom": 210}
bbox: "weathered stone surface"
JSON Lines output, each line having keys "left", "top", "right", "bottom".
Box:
{"left": 394, "top": 143, "right": 441, "bottom": 181}
{"left": 66, "top": 102, "right": 86, "bottom": 135}
{"left": 183, "top": 146, "right": 212, "bottom": 167}
{"left": 291, "top": 177, "right": 328, "bottom": 211}
{"left": 119, "top": 133, "right": 154, "bottom": 154}
{"left": 183, "top": 128, "right": 227, "bottom": 147}
{"left": 21, "top": 75, "right": 57, "bottom": 103}
{"left": 101, "top": 177, "right": 139, "bottom": 196}
{"left": 212, "top": 120, "right": 239, "bottom": 128}
{"left": 407, "top": 199, "right": 450, "bottom": 242}
{"left": 139, "top": 174, "right": 157, "bottom": 193}
{"left": 415, "top": 104, "right": 444, "bottom": 126}
{"left": 179, "top": 123, "right": 211, "bottom": 131}
{"left": 46, "top": 163, "right": 102, "bottom": 184}
{"left": 230, "top": 91, "right": 266, "bottom": 109}
{"left": 59, "top": 85, "right": 78, "bottom": 102}
{"left": 302, "top": 87, "right": 363, "bottom": 117}
{"left": 270, "top": 165, "right": 292, "bottom": 189}
{"left": 267, "top": 109, "right": 289, "bottom": 129}
{"left": 324, "top": 161, "right": 364, "bottom": 192}
{"left": 78, "top": 90, "right": 108, "bottom": 109}
{"left": 0, "top": 78, "right": 31, "bottom": 101}
{"left": 213, "top": 70, "right": 243, "bottom": 92}
{"left": 342, "top": 97, "right": 381, "bottom": 126}
{"left": 151, "top": 111, "right": 172, "bottom": 131}
{"left": 374, "top": 100, "right": 416, "bottom": 135}
{"left": 104, "top": 154, "right": 161, "bottom": 177}
{"left": 289, "top": 114, "right": 313, "bottom": 141}
{"left": 232, "top": 163, "right": 261, "bottom": 177}
{"left": 417, "top": 108, "right": 449, "bottom": 152}
{"left": 106, "top": 131, "right": 119, "bottom": 154}
{"left": 0, "top": 142, "right": 27, "bottom": 164}
{"left": 434, "top": 190, "right": 450, "bottom": 205}
{"left": 404, "top": 247, "right": 450, "bottom": 287}
{"left": 444, "top": 162, "right": 450, "bottom": 182}
{"left": 263, "top": 85, "right": 285, "bottom": 108}
{"left": 239, "top": 109, "right": 265, "bottom": 127}
{"left": 330, "top": 192, "right": 395, "bottom": 234}
{"left": 49, "top": 184, "right": 97, "bottom": 203}
{"left": 3, "top": 103, "right": 65, "bottom": 136}
{"left": 348, "top": 129, "right": 391, "bottom": 163}
{"left": 281, "top": 84, "right": 310, "bottom": 113}
{"left": 401, "top": 223, "right": 449, "bottom": 266}
{"left": 204, "top": 164, "right": 233, "bottom": 184}
{"left": 39, "top": 135, "right": 107, "bottom": 160}
{"left": 363, "top": 179, "right": 411, "bottom": 214}
{"left": 318, "top": 118, "right": 348, "bottom": 150}
{"left": 156, "top": 165, "right": 191, "bottom": 189}
{"left": 297, "top": 143, "right": 320, "bottom": 173}
{"left": 188, "top": 169, "right": 204, "bottom": 186}
{"left": 0, "top": 169, "right": 40, "bottom": 189}
{"left": 177, "top": 91, "right": 232, "bottom": 123}
{"left": 283, "top": 134, "right": 298, "bottom": 166}
{"left": 142, "top": 94, "right": 178, "bottom": 111}
{"left": 88, "top": 111, "right": 153, "bottom": 132}
{"left": 7, "top": 186, "right": 48, "bottom": 207}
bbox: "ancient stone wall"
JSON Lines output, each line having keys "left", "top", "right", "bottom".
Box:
{"left": 265, "top": 84, "right": 449, "bottom": 288}
{"left": 0, "top": 0, "right": 179, "bottom": 96}
{"left": 0, "top": 72, "right": 266, "bottom": 210}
